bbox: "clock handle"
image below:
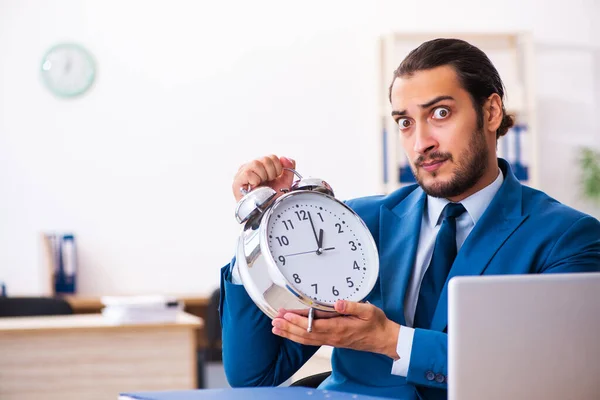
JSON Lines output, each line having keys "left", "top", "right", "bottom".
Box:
{"left": 307, "top": 307, "right": 315, "bottom": 333}
{"left": 239, "top": 167, "right": 304, "bottom": 196}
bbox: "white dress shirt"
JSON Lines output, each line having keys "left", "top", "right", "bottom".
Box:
{"left": 229, "top": 169, "right": 504, "bottom": 378}
{"left": 391, "top": 169, "right": 503, "bottom": 376}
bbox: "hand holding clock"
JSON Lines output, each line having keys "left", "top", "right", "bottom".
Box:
{"left": 271, "top": 300, "right": 400, "bottom": 361}
{"left": 232, "top": 155, "right": 296, "bottom": 202}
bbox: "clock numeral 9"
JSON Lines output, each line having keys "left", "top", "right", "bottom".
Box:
{"left": 278, "top": 255, "right": 286, "bottom": 266}
{"left": 332, "top": 286, "right": 339, "bottom": 297}
{"left": 335, "top": 223, "right": 344, "bottom": 234}
{"left": 346, "top": 277, "right": 354, "bottom": 288}
{"left": 276, "top": 236, "right": 290, "bottom": 246}
{"left": 293, "top": 274, "right": 301, "bottom": 284}
{"left": 349, "top": 241, "right": 357, "bottom": 251}
{"left": 311, "top": 283, "right": 318, "bottom": 294}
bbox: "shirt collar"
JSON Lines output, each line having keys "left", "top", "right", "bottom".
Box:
{"left": 426, "top": 168, "right": 504, "bottom": 228}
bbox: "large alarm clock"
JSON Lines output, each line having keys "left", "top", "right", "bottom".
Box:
{"left": 235, "top": 169, "right": 379, "bottom": 331}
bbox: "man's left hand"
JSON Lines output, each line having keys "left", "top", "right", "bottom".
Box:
{"left": 271, "top": 300, "right": 400, "bottom": 360}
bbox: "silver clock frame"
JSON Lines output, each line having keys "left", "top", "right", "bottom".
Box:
{"left": 236, "top": 187, "right": 380, "bottom": 328}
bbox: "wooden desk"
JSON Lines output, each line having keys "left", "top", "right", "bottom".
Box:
{"left": 64, "top": 295, "right": 210, "bottom": 313}
{"left": 63, "top": 295, "right": 212, "bottom": 348}
{"left": 0, "top": 313, "right": 202, "bottom": 400}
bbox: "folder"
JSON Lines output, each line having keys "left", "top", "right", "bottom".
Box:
{"left": 119, "top": 387, "right": 396, "bottom": 400}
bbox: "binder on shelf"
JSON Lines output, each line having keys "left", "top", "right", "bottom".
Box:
{"left": 41, "top": 232, "right": 78, "bottom": 295}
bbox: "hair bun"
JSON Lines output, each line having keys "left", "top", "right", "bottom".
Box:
{"left": 497, "top": 114, "right": 515, "bottom": 138}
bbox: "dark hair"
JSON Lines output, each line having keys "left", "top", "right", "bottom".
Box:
{"left": 388, "top": 38, "right": 514, "bottom": 139}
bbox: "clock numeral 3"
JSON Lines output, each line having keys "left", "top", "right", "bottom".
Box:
{"left": 293, "top": 274, "right": 301, "bottom": 284}
{"left": 276, "top": 236, "right": 290, "bottom": 246}
{"left": 349, "top": 241, "right": 357, "bottom": 251}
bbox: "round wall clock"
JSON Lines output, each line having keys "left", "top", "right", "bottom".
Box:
{"left": 41, "top": 43, "right": 96, "bottom": 98}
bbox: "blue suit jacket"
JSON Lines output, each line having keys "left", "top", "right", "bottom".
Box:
{"left": 219, "top": 159, "right": 600, "bottom": 400}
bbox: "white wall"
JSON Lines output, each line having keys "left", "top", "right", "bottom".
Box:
{"left": 1, "top": 0, "right": 598, "bottom": 296}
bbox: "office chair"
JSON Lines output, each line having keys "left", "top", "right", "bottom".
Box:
{"left": 197, "top": 288, "right": 222, "bottom": 388}
{"left": 0, "top": 296, "right": 73, "bottom": 317}
{"left": 291, "top": 371, "right": 332, "bottom": 388}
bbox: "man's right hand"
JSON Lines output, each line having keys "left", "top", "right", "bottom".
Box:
{"left": 232, "top": 155, "right": 297, "bottom": 202}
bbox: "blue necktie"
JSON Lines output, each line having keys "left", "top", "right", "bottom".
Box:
{"left": 414, "top": 202, "right": 466, "bottom": 329}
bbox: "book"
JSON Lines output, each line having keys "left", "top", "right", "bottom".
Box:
{"left": 119, "top": 387, "right": 396, "bottom": 400}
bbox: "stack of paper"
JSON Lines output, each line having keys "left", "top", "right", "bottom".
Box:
{"left": 101, "top": 295, "right": 183, "bottom": 324}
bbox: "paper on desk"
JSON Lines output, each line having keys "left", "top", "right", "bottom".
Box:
{"left": 100, "top": 295, "right": 183, "bottom": 324}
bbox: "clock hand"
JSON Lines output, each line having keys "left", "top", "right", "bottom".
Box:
{"left": 316, "top": 229, "right": 324, "bottom": 255}
{"left": 282, "top": 247, "right": 335, "bottom": 258}
{"left": 307, "top": 211, "right": 320, "bottom": 248}
{"left": 283, "top": 250, "right": 321, "bottom": 257}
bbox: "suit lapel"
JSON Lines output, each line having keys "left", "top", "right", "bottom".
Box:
{"left": 378, "top": 188, "right": 425, "bottom": 325}
{"left": 430, "top": 160, "right": 530, "bottom": 331}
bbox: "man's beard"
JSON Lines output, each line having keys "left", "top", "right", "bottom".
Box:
{"left": 411, "top": 128, "right": 489, "bottom": 199}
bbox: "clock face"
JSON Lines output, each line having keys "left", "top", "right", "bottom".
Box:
{"left": 41, "top": 43, "right": 96, "bottom": 98}
{"left": 264, "top": 192, "right": 378, "bottom": 305}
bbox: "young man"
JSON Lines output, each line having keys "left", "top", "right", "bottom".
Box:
{"left": 219, "top": 39, "right": 600, "bottom": 400}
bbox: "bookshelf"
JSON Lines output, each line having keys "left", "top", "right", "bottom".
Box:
{"left": 378, "top": 32, "right": 538, "bottom": 194}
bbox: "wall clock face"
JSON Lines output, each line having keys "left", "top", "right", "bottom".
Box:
{"left": 41, "top": 43, "right": 96, "bottom": 98}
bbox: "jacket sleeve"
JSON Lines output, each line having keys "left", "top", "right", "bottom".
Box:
{"left": 405, "top": 329, "right": 448, "bottom": 389}
{"left": 219, "top": 260, "right": 320, "bottom": 387}
{"left": 541, "top": 215, "right": 600, "bottom": 273}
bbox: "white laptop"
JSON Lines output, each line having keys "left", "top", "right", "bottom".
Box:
{"left": 448, "top": 272, "right": 600, "bottom": 400}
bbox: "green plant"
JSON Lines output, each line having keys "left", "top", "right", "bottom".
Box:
{"left": 580, "top": 147, "right": 600, "bottom": 205}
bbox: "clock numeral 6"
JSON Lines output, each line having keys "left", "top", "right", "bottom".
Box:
{"left": 332, "top": 286, "right": 339, "bottom": 296}
{"left": 293, "top": 274, "right": 301, "bottom": 284}
{"left": 349, "top": 241, "right": 357, "bottom": 251}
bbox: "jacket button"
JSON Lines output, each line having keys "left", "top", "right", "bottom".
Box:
{"left": 425, "top": 371, "right": 435, "bottom": 381}
{"left": 435, "top": 374, "right": 445, "bottom": 383}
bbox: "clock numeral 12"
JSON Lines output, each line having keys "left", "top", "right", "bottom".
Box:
{"left": 294, "top": 210, "right": 308, "bottom": 221}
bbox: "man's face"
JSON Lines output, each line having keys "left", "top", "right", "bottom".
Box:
{"left": 390, "top": 65, "right": 490, "bottom": 199}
